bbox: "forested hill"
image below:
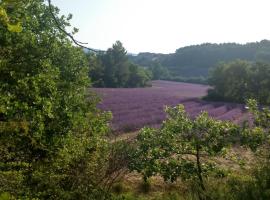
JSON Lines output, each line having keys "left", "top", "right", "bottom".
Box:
{"left": 128, "top": 40, "right": 270, "bottom": 78}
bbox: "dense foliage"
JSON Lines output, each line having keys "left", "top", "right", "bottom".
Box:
{"left": 127, "top": 101, "right": 270, "bottom": 199}
{"left": 204, "top": 99, "right": 270, "bottom": 200}
{"left": 129, "top": 40, "right": 270, "bottom": 82}
{"left": 129, "top": 105, "right": 238, "bottom": 194}
{"left": 206, "top": 60, "right": 270, "bottom": 105}
{"left": 0, "top": 1, "right": 113, "bottom": 199}
{"left": 149, "top": 61, "right": 170, "bottom": 80}
{"left": 88, "top": 41, "right": 151, "bottom": 88}
{"left": 0, "top": 0, "right": 25, "bottom": 32}
{"left": 1, "top": 1, "right": 270, "bottom": 200}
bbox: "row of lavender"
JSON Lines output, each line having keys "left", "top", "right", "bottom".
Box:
{"left": 93, "top": 81, "right": 248, "bottom": 134}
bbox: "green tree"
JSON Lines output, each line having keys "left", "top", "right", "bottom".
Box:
{"left": 150, "top": 61, "right": 170, "bottom": 80}
{"left": 241, "top": 99, "right": 270, "bottom": 149}
{"left": 208, "top": 60, "right": 251, "bottom": 102}
{"left": 88, "top": 41, "right": 151, "bottom": 88}
{"left": 248, "top": 62, "right": 270, "bottom": 104}
{"left": 102, "top": 41, "right": 129, "bottom": 87}
{"left": 88, "top": 53, "right": 105, "bottom": 87}
{"left": 129, "top": 105, "right": 237, "bottom": 198}
{"left": 221, "top": 100, "right": 270, "bottom": 200}
{"left": 127, "top": 64, "right": 150, "bottom": 87}
{"left": 0, "top": 0, "right": 111, "bottom": 199}
{"left": 207, "top": 60, "right": 270, "bottom": 105}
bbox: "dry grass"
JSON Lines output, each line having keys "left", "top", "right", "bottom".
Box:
{"left": 109, "top": 131, "right": 139, "bottom": 144}
{"left": 118, "top": 172, "right": 189, "bottom": 199}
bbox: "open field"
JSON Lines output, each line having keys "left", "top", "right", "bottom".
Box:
{"left": 94, "top": 80, "right": 248, "bottom": 133}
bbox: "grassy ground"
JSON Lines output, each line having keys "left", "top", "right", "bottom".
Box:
{"left": 111, "top": 172, "right": 192, "bottom": 200}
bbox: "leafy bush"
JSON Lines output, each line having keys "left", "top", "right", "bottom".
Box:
{"left": 207, "top": 60, "right": 270, "bottom": 104}
{"left": 129, "top": 104, "right": 238, "bottom": 198}
{"left": 0, "top": 1, "right": 113, "bottom": 199}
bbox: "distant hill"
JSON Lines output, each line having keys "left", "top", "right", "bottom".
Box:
{"left": 128, "top": 40, "right": 270, "bottom": 78}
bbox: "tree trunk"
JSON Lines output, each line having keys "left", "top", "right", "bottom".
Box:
{"left": 196, "top": 144, "right": 205, "bottom": 191}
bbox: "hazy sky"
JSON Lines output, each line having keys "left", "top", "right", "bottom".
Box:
{"left": 52, "top": 0, "right": 270, "bottom": 53}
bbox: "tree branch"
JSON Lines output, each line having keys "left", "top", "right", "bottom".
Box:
{"left": 47, "top": 0, "right": 104, "bottom": 53}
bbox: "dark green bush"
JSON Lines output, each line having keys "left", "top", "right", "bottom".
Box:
{"left": 207, "top": 60, "right": 270, "bottom": 104}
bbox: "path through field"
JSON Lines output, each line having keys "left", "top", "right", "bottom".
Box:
{"left": 94, "top": 81, "right": 248, "bottom": 134}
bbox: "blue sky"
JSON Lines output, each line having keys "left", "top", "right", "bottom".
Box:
{"left": 52, "top": 0, "right": 270, "bottom": 53}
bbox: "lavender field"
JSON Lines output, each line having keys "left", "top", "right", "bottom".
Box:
{"left": 93, "top": 80, "right": 248, "bottom": 133}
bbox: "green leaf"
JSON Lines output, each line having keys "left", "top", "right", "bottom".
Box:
{"left": 7, "top": 22, "right": 22, "bottom": 32}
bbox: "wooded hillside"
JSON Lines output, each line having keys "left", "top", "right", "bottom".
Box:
{"left": 129, "top": 40, "right": 270, "bottom": 79}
